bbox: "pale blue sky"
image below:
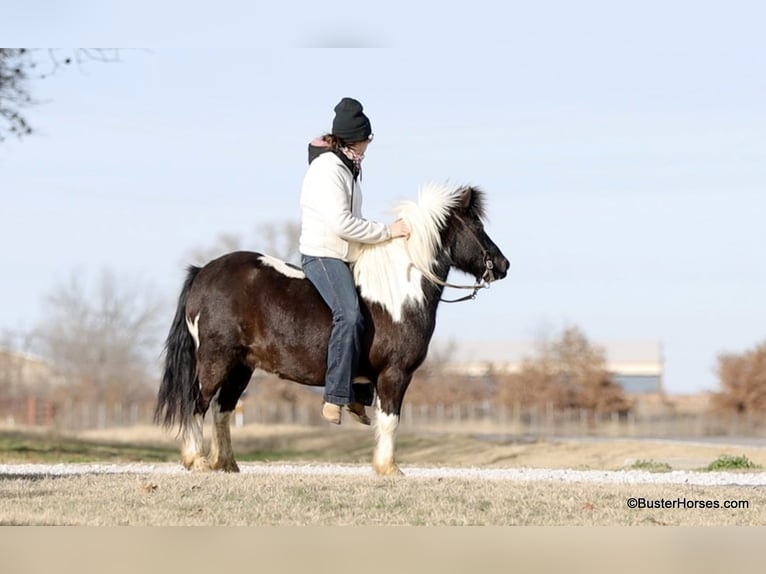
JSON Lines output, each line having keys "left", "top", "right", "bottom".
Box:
{"left": 2, "top": 2, "right": 765, "bottom": 393}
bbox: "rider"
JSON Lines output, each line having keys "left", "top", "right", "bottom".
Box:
{"left": 299, "top": 97, "right": 410, "bottom": 425}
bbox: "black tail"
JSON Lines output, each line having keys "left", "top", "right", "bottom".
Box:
{"left": 155, "top": 265, "right": 202, "bottom": 435}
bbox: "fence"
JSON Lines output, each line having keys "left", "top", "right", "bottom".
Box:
{"left": 397, "top": 402, "right": 766, "bottom": 440}
{"left": 0, "top": 397, "right": 156, "bottom": 430}
{"left": 2, "top": 395, "right": 766, "bottom": 440}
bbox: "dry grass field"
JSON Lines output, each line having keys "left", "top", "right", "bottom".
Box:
{"left": 63, "top": 423, "right": 766, "bottom": 470}
{"left": 2, "top": 423, "right": 766, "bottom": 526}
{"left": 2, "top": 470, "right": 765, "bottom": 526}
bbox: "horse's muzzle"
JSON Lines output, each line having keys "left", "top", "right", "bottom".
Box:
{"left": 492, "top": 256, "right": 509, "bottom": 280}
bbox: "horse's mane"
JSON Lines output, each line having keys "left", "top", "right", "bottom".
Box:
{"left": 353, "top": 182, "right": 478, "bottom": 322}
{"left": 257, "top": 182, "right": 484, "bottom": 321}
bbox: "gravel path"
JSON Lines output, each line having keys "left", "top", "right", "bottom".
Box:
{"left": 2, "top": 462, "right": 766, "bottom": 486}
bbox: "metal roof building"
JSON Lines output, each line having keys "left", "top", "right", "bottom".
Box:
{"left": 434, "top": 339, "right": 664, "bottom": 394}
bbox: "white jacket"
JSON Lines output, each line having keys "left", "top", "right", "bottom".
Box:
{"left": 299, "top": 151, "right": 391, "bottom": 262}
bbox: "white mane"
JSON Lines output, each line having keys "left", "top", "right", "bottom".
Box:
{"left": 353, "top": 182, "right": 461, "bottom": 322}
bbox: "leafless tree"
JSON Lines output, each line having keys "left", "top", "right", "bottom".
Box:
{"left": 187, "top": 232, "right": 244, "bottom": 266}
{"left": 0, "top": 48, "right": 120, "bottom": 142}
{"left": 419, "top": 339, "right": 458, "bottom": 377}
{"left": 33, "top": 268, "right": 163, "bottom": 402}
{"left": 257, "top": 220, "right": 301, "bottom": 264}
{"left": 711, "top": 340, "right": 766, "bottom": 415}
{"left": 497, "top": 325, "right": 632, "bottom": 414}
{"left": 187, "top": 220, "right": 301, "bottom": 266}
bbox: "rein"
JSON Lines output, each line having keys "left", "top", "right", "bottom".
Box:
{"left": 412, "top": 252, "right": 494, "bottom": 303}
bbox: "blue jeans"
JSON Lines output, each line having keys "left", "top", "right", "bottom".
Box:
{"left": 301, "top": 255, "right": 372, "bottom": 406}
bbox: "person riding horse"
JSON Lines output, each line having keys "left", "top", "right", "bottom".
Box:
{"left": 155, "top": 100, "right": 509, "bottom": 476}
{"left": 299, "top": 97, "right": 410, "bottom": 425}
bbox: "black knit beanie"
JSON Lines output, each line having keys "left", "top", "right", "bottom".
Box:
{"left": 331, "top": 97, "right": 372, "bottom": 143}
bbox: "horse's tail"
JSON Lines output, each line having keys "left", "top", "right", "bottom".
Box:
{"left": 154, "top": 265, "right": 202, "bottom": 435}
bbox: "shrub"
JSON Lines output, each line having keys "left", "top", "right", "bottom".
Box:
{"left": 711, "top": 341, "right": 766, "bottom": 416}
{"left": 705, "top": 454, "right": 760, "bottom": 472}
{"left": 630, "top": 459, "right": 672, "bottom": 473}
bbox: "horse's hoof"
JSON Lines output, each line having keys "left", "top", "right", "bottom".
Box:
{"left": 185, "top": 457, "right": 212, "bottom": 472}
{"left": 374, "top": 462, "right": 404, "bottom": 476}
{"left": 211, "top": 459, "right": 240, "bottom": 473}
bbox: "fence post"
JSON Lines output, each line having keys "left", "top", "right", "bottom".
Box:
{"left": 98, "top": 402, "right": 106, "bottom": 429}
{"left": 402, "top": 403, "right": 412, "bottom": 430}
{"left": 26, "top": 396, "right": 37, "bottom": 426}
{"left": 130, "top": 403, "right": 139, "bottom": 426}
{"left": 436, "top": 403, "right": 444, "bottom": 425}
{"left": 44, "top": 400, "right": 55, "bottom": 427}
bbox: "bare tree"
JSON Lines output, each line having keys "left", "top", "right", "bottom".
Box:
{"left": 257, "top": 220, "right": 301, "bottom": 264}
{"left": 711, "top": 340, "right": 766, "bottom": 415}
{"left": 0, "top": 48, "right": 120, "bottom": 142}
{"left": 419, "top": 339, "right": 458, "bottom": 378}
{"left": 187, "top": 232, "right": 244, "bottom": 266}
{"left": 405, "top": 338, "right": 510, "bottom": 406}
{"left": 496, "top": 326, "right": 632, "bottom": 414}
{"left": 186, "top": 221, "right": 301, "bottom": 267}
{"left": 33, "top": 268, "right": 163, "bottom": 402}
{"left": 0, "top": 49, "right": 34, "bottom": 140}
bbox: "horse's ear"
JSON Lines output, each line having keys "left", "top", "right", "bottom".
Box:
{"left": 458, "top": 187, "right": 472, "bottom": 209}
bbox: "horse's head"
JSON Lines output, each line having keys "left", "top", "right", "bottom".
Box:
{"left": 445, "top": 186, "right": 509, "bottom": 283}
{"left": 353, "top": 183, "right": 508, "bottom": 320}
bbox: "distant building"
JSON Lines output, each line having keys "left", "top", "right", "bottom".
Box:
{"left": 0, "top": 347, "right": 59, "bottom": 394}
{"left": 434, "top": 339, "right": 664, "bottom": 395}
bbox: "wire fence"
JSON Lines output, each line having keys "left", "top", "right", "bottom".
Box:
{"left": 2, "top": 395, "right": 766, "bottom": 440}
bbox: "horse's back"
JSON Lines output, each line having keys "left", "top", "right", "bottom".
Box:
{"left": 186, "top": 251, "right": 331, "bottom": 383}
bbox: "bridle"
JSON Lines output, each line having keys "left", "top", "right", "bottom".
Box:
{"left": 407, "top": 214, "right": 497, "bottom": 304}
{"left": 436, "top": 252, "right": 495, "bottom": 303}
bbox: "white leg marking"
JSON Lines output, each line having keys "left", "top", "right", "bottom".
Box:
{"left": 181, "top": 413, "right": 207, "bottom": 469}
{"left": 373, "top": 397, "right": 400, "bottom": 474}
{"left": 210, "top": 397, "right": 238, "bottom": 471}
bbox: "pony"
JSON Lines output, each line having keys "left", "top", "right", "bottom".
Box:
{"left": 155, "top": 183, "right": 509, "bottom": 475}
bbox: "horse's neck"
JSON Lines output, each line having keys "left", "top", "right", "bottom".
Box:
{"left": 421, "top": 254, "right": 451, "bottom": 306}
{"left": 354, "top": 242, "right": 449, "bottom": 322}
{"left": 393, "top": 248, "right": 447, "bottom": 307}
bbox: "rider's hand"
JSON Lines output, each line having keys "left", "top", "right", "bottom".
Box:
{"left": 389, "top": 219, "right": 411, "bottom": 239}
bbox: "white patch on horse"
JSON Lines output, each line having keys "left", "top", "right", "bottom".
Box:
{"left": 186, "top": 313, "right": 201, "bottom": 350}
{"left": 209, "top": 391, "right": 236, "bottom": 469}
{"left": 354, "top": 182, "right": 459, "bottom": 322}
{"left": 258, "top": 255, "right": 306, "bottom": 279}
{"left": 181, "top": 413, "right": 205, "bottom": 464}
{"left": 373, "top": 398, "right": 400, "bottom": 472}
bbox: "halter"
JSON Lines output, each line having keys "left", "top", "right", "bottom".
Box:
{"left": 407, "top": 214, "right": 497, "bottom": 304}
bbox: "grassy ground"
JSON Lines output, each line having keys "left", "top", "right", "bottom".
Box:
{"left": 1, "top": 471, "right": 764, "bottom": 526}
{"left": 2, "top": 425, "right": 766, "bottom": 525}
{"left": 4, "top": 423, "right": 766, "bottom": 470}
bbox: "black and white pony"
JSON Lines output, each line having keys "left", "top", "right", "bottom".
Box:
{"left": 155, "top": 183, "right": 509, "bottom": 475}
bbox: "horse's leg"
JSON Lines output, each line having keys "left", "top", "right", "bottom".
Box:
{"left": 209, "top": 363, "right": 252, "bottom": 473}
{"left": 181, "top": 411, "right": 210, "bottom": 471}
{"left": 373, "top": 369, "right": 411, "bottom": 476}
{"left": 181, "top": 356, "right": 229, "bottom": 472}
{"left": 209, "top": 397, "right": 238, "bottom": 472}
